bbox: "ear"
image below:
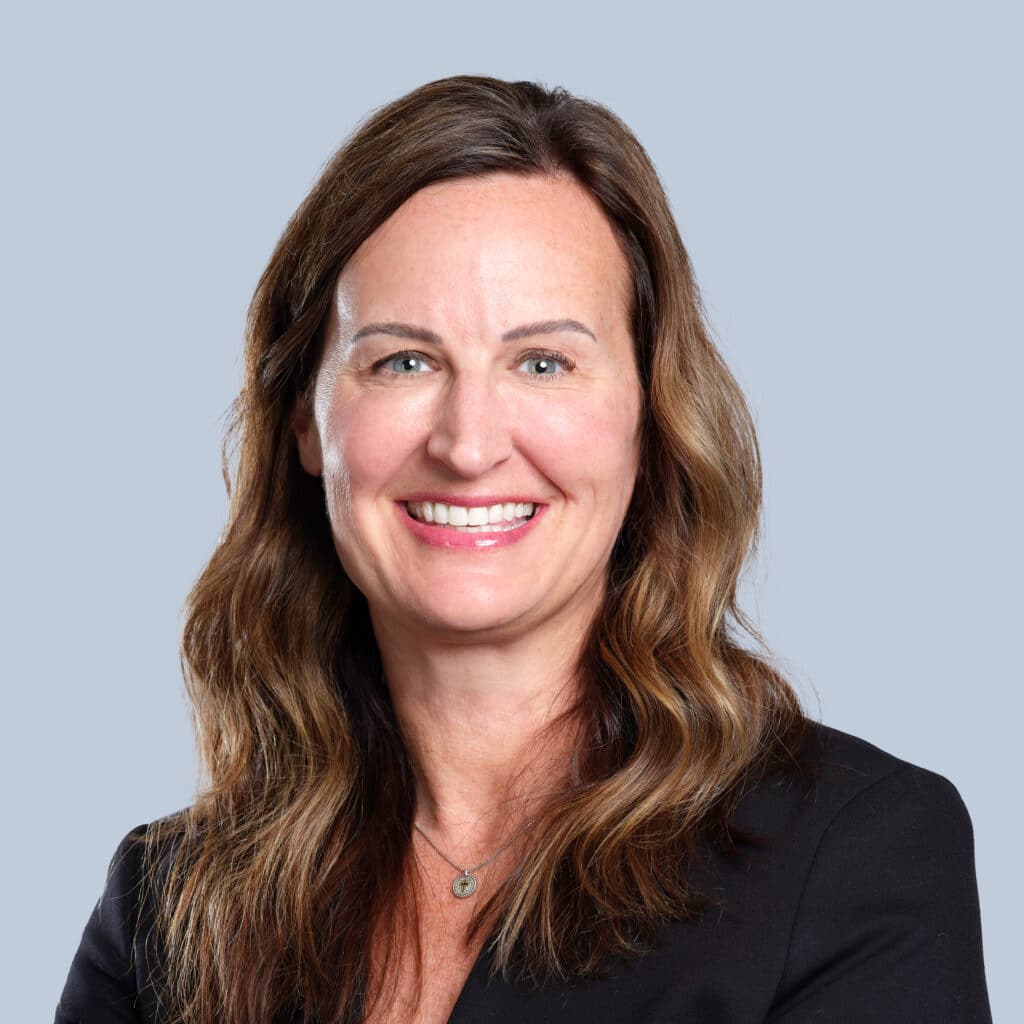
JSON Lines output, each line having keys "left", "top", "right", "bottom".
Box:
{"left": 291, "top": 385, "right": 324, "bottom": 477}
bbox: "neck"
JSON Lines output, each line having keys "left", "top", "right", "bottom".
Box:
{"left": 371, "top": 608, "right": 585, "bottom": 858}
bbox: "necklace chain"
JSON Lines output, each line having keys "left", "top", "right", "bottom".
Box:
{"left": 413, "top": 816, "right": 538, "bottom": 877}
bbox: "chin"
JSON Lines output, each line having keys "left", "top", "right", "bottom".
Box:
{"left": 400, "top": 595, "right": 536, "bottom": 638}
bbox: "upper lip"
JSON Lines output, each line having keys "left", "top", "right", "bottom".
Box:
{"left": 398, "top": 494, "right": 545, "bottom": 507}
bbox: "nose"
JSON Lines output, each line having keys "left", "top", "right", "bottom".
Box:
{"left": 425, "top": 370, "right": 514, "bottom": 478}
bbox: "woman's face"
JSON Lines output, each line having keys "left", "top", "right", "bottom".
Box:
{"left": 293, "top": 171, "right": 643, "bottom": 641}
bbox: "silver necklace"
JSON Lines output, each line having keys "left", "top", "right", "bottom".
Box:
{"left": 413, "top": 817, "right": 538, "bottom": 898}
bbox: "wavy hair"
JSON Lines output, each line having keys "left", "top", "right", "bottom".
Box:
{"left": 136, "top": 74, "right": 810, "bottom": 1024}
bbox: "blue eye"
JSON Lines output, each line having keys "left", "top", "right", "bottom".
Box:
{"left": 391, "top": 355, "right": 427, "bottom": 373}
{"left": 370, "top": 348, "right": 575, "bottom": 378}
{"left": 520, "top": 350, "right": 575, "bottom": 378}
{"left": 524, "top": 357, "right": 560, "bottom": 375}
{"left": 373, "top": 350, "right": 433, "bottom": 374}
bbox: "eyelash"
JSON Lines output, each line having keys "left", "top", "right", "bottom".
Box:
{"left": 369, "top": 348, "right": 577, "bottom": 379}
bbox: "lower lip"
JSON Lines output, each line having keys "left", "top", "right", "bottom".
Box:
{"left": 395, "top": 502, "right": 546, "bottom": 550}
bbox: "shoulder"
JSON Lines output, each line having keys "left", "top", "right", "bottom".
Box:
{"left": 726, "top": 720, "right": 991, "bottom": 1021}
{"left": 810, "top": 721, "right": 976, "bottom": 846}
{"left": 724, "top": 718, "right": 983, "bottom": 925}
{"left": 56, "top": 814, "right": 187, "bottom": 1024}
{"left": 774, "top": 718, "right": 982, "bottom": 920}
{"left": 731, "top": 718, "right": 974, "bottom": 846}
{"left": 96, "top": 813, "right": 188, "bottom": 911}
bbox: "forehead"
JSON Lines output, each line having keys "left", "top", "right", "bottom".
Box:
{"left": 333, "top": 171, "right": 632, "bottom": 327}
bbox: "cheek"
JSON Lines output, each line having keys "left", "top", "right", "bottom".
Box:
{"left": 320, "top": 393, "right": 424, "bottom": 507}
{"left": 522, "top": 389, "right": 641, "bottom": 503}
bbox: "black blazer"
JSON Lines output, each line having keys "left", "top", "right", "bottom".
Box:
{"left": 55, "top": 722, "right": 993, "bottom": 1022}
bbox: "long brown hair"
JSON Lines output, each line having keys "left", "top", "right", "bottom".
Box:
{"left": 136, "top": 74, "right": 809, "bottom": 1024}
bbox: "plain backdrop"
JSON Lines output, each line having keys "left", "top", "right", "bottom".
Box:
{"left": 3, "top": 2, "right": 1019, "bottom": 1020}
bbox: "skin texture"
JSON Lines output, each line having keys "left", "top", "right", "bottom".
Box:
{"left": 291, "top": 170, "right": 643, "bottom": 1022}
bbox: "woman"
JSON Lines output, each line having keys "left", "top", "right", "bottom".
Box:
{"left": 56, "top": 75, "right": 992, "bottom": 1023}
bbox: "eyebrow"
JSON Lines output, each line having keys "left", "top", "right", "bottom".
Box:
{"left": 348, "top": 318, "right": 597, "bottom": 346}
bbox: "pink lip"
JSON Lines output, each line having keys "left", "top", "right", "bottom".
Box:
{"left": 394, "top": 500, "right": 546, "bottom": 550}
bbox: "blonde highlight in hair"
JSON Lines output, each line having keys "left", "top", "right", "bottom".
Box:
{"left": 133, "top": 74, "right": 809, "bottom": 1023}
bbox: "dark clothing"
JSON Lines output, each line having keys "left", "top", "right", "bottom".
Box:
{"left": 55, "top": 722, "right": 993, "bottom": 1022}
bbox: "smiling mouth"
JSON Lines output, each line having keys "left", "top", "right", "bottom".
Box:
{"left": 403, "top": 500, "right": 538, "bottom": 532}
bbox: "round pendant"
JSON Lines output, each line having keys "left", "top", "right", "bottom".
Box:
{"left": 452, "top": 871, "right": 477, "bottom": 898}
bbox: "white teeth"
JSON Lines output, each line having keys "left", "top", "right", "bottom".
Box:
{"left": 406, "top": 500, "right": 537, "bottom": 530}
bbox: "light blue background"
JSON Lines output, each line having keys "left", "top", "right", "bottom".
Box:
{"left": 4, "top": 3, "right": 1019, "bottom": 1020}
